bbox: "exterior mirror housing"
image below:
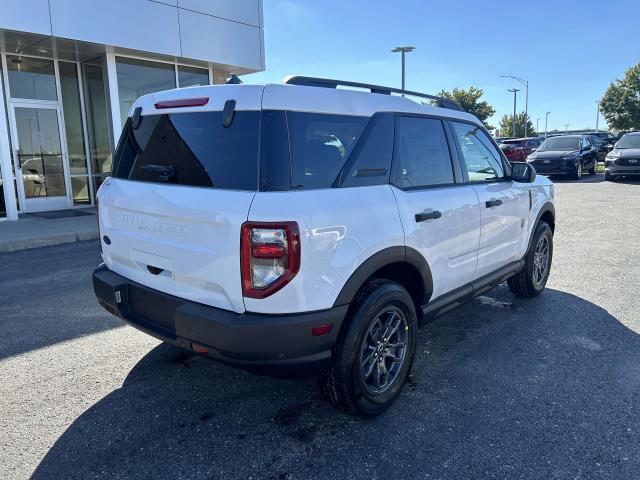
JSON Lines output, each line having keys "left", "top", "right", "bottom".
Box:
{"left": 512, "top": 162, "right": 536, "bottom": 183}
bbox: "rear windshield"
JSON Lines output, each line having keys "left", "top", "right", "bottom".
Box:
{"left": 112, "top": 110, "right": 372, "bottom": 191}
{"left": 538, "top": 137, "right": 580, "bottom": 152}
{"left": 501, "top": 140, "right": 523, "bottom": 146}
{"left": 112, "top": 111, "right": 260, "bottom": 190}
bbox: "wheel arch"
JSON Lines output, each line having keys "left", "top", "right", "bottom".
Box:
{"left": 332, "top": 246, "right": 433, "bottom": 312}
{"left": 529, "top": 202, "right": 555, "bottom": 251}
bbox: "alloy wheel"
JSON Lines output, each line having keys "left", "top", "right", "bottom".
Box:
{"left": 359, "top": 306, "right": 408, "bottom": 395}
{"left": 532, "top": 235, "right": 550, "bottom": 289}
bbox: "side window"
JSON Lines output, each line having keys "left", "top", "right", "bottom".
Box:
{"left": 394, "top": 116, "right": 455, "bottom": 189}
{"left": 451, "top": 122, "right": 505, "bottom": 182}
{"left": 340, "top": 113, "right": 394, "bottom": 188}
{"left": 287, "top": 112, "right": 368, "bottom": 189}
{"left": 527, "top": 139, "right": 540, "bottom": 147}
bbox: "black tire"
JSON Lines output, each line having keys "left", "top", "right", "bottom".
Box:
{"left": 508, "top": 221, "right": 553, "bottom": 298}
{"left": 590, "top": 159, "right": 598, "bottom": 175}
{"left": 317, "top": 279, "right": 417, "bottom": 417}
{"left": 571, "top": 161, "right": 583, "bottom": 180}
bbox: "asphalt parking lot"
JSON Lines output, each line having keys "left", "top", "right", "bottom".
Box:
{"left": 2, "top": 175, "right": 639, "bottom": 480}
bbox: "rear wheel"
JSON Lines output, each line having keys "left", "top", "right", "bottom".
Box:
{"left": 590, "top": 158, "right": 598, "bottom": 175}
{"left": 318, "top": 279, "right": 417, "bottom": 416}
{"left": 508, "top": 221, "right": 553, "bottom": 298}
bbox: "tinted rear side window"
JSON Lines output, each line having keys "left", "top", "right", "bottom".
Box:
{"left": 287, "top": 112, "right": 368, "bottom": 189}
{"left": 394, "top": 116, "right": 455, "bottom": 188}
{"left": 112, "top": 111, "right": 259, "bottom": 190}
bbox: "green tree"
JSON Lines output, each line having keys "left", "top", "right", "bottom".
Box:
{"left": 600, "top": 63, "right": 640, "bottom": 131}
{"left": 437, "top": 87, "right": 496, "bottom": 130}
{"left": 499, "top": 112, "right": 537, "bottom": 138}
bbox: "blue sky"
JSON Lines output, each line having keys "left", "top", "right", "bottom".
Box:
{"left": 245, "top": 0, "right": 640, "bottom": 133}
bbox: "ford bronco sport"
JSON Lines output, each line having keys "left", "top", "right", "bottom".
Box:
{"left": 93, "top": 76, "right": 555, "bottom": 416}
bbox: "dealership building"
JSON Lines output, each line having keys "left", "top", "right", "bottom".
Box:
{"left": 0, "top": 0, "right": 265, "bottom": 220}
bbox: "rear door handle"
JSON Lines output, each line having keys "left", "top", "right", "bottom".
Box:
{"left": 415, "top": 210, "right": 442, "bottom": 222}
{"left": 485, "top": 199, "right": 503, "bottom": 208}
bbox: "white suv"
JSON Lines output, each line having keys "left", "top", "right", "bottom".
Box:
{"left": 93, "top": 76, "right": 555, "bottom": 416}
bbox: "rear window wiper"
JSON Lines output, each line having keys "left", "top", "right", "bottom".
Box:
{"left": 141, "top": 164, "right": 176, "bottom": 182}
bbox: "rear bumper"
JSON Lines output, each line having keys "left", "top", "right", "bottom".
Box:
{"left": 93, "top": 265, "right": 347, "bottom": 377}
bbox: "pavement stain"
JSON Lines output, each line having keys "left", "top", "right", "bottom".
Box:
{"left": 272, "top": 402, "right": 322, "bottom": 444}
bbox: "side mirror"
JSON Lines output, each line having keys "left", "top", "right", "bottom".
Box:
{"left": 531, "top": 147, "right": 537, "bottom": 152}
{"left": 606, "top": 144, "right": 614, "bottom": 151}
{"left": 512, "top": 162, "right": 536, "bottom": 183}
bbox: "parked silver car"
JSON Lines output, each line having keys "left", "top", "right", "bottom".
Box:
{"left": 605, "top": 132, "right": 640, "bottom": 181}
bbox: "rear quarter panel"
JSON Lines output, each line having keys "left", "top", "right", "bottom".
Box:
{"left": 245, "top": 185, "right": 405, "bottom": 314}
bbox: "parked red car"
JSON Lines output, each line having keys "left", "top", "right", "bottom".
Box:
{"left": 499, "top": 137, "right": 543, "bottom": 162}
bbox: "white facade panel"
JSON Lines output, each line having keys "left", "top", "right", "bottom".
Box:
{"left": 178, "top": 0, "right": 261, "bottom": 26}
{"left": 180, "top": 9, "right": 262, "bottom": 70}
{"left": 0, "top": 0, "right": 52, "bottom": 35}
{"left": 49, "top": 0, "right": 181, "bottom": 57}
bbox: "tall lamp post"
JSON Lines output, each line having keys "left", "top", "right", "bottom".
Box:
{"left": 508, "top": 88, "right": 519, "bottom": 137}
{"left": 501, "top": 75, "right": 529, "bottom": 136}
{"left": 564, "top": 123, "right": 569, "bottom": 134}
{"left": 595, "top": 100, "right": 600, "bottom": 132}
{"left": 391, "top": 46, "right": 415, "bottom": 93}
{"left": 544, "top": 111, "right": 551, "bottom": 139}
{"left": 536, "top": 117, "right": 541, "bottom": 133}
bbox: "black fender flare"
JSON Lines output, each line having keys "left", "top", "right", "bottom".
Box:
{"left": 527, "top": 202, "right": 555, "bottom": 252}
{"left": 332, "top": 246, "right": 433, "bottom": 307}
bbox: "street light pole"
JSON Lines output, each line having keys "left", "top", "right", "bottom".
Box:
{"left": 595, "top": 100, "right": 600, "bottom": 132}
{"left": 564, "top": 123, "right": 569, "bottom": 134}
{"left": 501, "top": 75, "right": 529, "bottom": 136}
{"left": 508, "top": 88, "right": 519, "bottom": 137}
{"left": 391, "top": 46, "right": 415, "bottom": 94}
{"left": 545, "top": 111, "right": 551, "bottom": 139}
{"left": 537, "top": 117, "right": 541, "bottom": 133}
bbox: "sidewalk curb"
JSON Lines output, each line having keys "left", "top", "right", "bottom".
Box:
{"left": 0, "top": 230, "right": 99, "bottom": 254}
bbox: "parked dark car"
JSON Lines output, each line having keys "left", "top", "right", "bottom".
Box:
{"left": 590, "top": 131, "right": 617, "bottom": 145}
{"left": 526, "top": 135, "right": 598, "bottom": 179}
{"left": 587, "top": 135, "right": 609, "bottom": 162}
{"left": 605, "top": 132, "right": 640, "bottom": 181}
{"left": 499, "top": 137, "right": 543, "bottom": 162}
{"left": 494, "top": 136, "right": 515, "bottom": 144}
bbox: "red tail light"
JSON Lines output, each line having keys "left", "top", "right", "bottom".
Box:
{"left": 154, "top": 97, "right": 209, "bottom": 109}
{"left": 241, "top": 222, "right": 301, "bottom": 299}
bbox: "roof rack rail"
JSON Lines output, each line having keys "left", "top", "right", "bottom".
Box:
{"left": 284, "top": 75, "right": 464, "bottom": 112}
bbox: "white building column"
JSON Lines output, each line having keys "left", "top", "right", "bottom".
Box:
{"left": 105, "top": 52, "right": 122, "bottom": 147}
{"left": 0, "top": 68, "right": 18, "bottom": 221}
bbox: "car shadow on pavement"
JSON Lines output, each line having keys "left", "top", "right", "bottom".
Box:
{"left": 32, "top": 286, "right": 640, "bottom": 479}
{"left": 550, "top": 175, "right": 604, "bottom": 184}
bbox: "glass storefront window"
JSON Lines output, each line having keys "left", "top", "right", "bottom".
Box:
{"left": 116, "top": 57, "right": 176, "bottom": 128}
{"left": 178, "top": 66, "right": 209, "bottom": 88}
{"left": 71, "top": 176, "right": 90, "bottom": 205}
{"left": 6, "top": 55, "right": 57, "bottom": 101}
{"left": 82, "top": 60, "right": 112, "bottom": 176}
{"left": 14, "top": 107, "right": 66, "bottom": 198}
{"left": 59, "top": 62, "right": 88, "bottom": 175}
{"left": 0, "top": 59, "right": 5, "bottom": 218}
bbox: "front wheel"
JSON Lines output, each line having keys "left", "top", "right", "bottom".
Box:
{"left": 590, "top": 159, "right": 598, "bottom": 175}
{"left": 318, "top": 279, "right": 417, "bottom": 416}
{"left": 572, "top": 161, "right": 583, "bottom": 180}
{"left": 508, "top": 221, "right": 553, "bottom": 298}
